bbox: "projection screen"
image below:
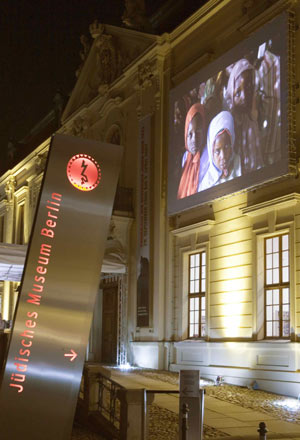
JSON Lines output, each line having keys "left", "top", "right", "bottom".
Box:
{"left": 168, "top": 12, "right": 293, "bottom": 215}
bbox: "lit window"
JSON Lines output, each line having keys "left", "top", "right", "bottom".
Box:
{"left": 0, "top": 216, "right": 4, "bottom": 242}
{"left": 188, "top": 252, "right": 206, "bottom": 338}
{"left": 265, "top": 234, "right": 290, "bottom": 338}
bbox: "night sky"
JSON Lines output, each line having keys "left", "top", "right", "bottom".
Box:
{"left": 1, "top": 0, "right": 201, "bottom": 161}
{"left": 0, "top": 0, "right": 125, "bottom": 153}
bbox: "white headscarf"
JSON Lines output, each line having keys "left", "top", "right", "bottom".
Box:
{"left": 200, "top": 111, "right": 235, "bottom": 190}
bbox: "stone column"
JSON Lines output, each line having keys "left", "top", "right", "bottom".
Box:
{"left": 2, "top": 282, "right": 11, "bottom": 321}
{"left": 3, "top": 177, "right": 16, "bottom": 321}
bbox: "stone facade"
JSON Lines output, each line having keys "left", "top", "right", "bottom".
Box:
{"left": 1, "top": 0, "right": 300, "bottom": 397}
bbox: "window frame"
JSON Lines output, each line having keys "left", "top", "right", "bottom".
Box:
{"left": 14, "top": 186, "right": 29, "bottom": 245}
{"left": 264, "top": 233, "right": 290, "bottom": 339}
{"left": 188, "top": 250, "right": 207, "bottom": 339}
{"left": 16, "top": 203, "right": 25, "bottom": 245}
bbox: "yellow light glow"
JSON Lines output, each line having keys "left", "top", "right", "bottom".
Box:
{"left": 219, "top": 294, "right": 249, "bottom": 338}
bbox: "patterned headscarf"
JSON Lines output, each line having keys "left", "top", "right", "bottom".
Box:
{"left": 226, "top": 58, "right": 254, "bottom": 110}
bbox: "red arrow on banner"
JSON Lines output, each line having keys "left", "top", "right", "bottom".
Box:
{"left": 64, "top": 349, "right": 77, "bottom": 362}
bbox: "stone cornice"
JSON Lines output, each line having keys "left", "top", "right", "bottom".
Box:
{"left": 171, "top": 220, "right": 215, "bottom": 237}
{"left": 0, "top": 140, "right": 49, "bottom": 189}
{"left": 169, "top": 0, "right": 295, "bottom": 48}
{"left": 169, "top": 0, "right": 227, "bottom": 44}
{"left": 241, "top": 193, "right": 300, "bottom": 217}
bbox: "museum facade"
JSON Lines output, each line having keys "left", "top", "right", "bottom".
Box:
{"left": 0, "top": 0, "right": 300, "bottom": 397}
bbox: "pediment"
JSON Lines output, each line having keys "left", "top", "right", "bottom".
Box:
{"left": 62, "top": 22, "right": 157, "bottom": 122}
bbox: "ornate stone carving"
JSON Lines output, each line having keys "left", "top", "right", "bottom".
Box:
{"left": 5, "top": 177, "right": 16, "bottom": 203}
{"left": 29, "top": 179, "right": 42, "bottom": 210}
{"left": 89, "top": 20, "right": 105, "bottom": 39}
{"left": 34, "top": 152, "right": 47, "bottom": 174}
{"left": 154, "top": 91, "right": 161, "bottom": 111}
{"left": 79, "top": 34, "right": 91, "bottom": 61}
{"left": 76, "top": 34, "right": 91, "bottom": 77}
{"left": 108, "top": 219, "right": 116, "bottom": 239}
{"left": 71, "top": 116, "right": 88, "bottom": 137}
{"left": 122, "top": 0, "right": 150, "bottom": 31}
{"left": 135, "top": 60, "right": 160, "bottom": 118}
{"left": 137, "top": 60, "right": 154, "bottom": 90}
{"left": 95, "top": 33, "right": 122, "bottom": 88}
{"left": 106, "top": 125, "right": 121, "bottom": 145}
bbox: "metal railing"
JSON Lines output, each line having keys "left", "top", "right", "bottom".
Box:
{"left": 97, "top": 373, "right": 124, "bottom": 430}
{"left": 78, "top": 366, "right": 124, "bottom": 439}
{"left": 78, "top": 369, "right": 273, "bottom": 440}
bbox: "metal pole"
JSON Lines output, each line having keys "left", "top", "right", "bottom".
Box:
{"left": 142, "top": 389, "right": 147, "bottom": 440}
{"left": 182, "top": 402, "right": 189, "bottom": 440}
{"left": 200, "top": 389, "right": 205, "bottom": 440}
{"left": 257, "top": 422, "right": 268, "bottom": 440}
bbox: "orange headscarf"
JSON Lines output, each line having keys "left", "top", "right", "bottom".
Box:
{"left": 177, "top": 103, "right": 205, "bottom": 199}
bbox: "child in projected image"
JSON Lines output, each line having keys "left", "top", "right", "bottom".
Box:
{"left": 199, "top": 111, "right": 241, "bottom": 191}
{"left": 226, "top": 58, "right": 263, "bottom": 174}
{"left": 177, "top": 103, "right": 208, "bottom": 199}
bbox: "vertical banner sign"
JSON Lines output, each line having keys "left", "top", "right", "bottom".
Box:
{"left": 136, "top": 115, "right": 151, "bottom": 327}
{"left": 0, "top": 134, "right": 122, "bottom": 440}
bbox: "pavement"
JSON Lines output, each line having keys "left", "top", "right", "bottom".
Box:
{"left": 104, "top": 367, "right": 300, "bottom": 440}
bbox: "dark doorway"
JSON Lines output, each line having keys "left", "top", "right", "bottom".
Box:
{"left": 101, "top": 284, "right": 118, "bottom": 364}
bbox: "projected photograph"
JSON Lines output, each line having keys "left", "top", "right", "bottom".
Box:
{"left": 168, "top": 13, "right": 289, "bottom": 214}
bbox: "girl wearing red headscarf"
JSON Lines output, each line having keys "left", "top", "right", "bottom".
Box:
{"left": 177, "top": 103, "right": 206, "bottom": 199}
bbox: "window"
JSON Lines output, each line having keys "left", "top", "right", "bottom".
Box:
{"left": 265, "top": 233, "right": 290, "bottom": 338}
{"left": 0, "top": 216, "right": 4, "bottom": 242}
{"left": 188, "top": 251, "right": 206, "bottom": 338}
{"left": 16, "top": 204, "right": 25, "bottom": 244}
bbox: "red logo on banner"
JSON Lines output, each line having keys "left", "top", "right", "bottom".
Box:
{"left": 67, "top": 154, "right": 101, "bottom": 191}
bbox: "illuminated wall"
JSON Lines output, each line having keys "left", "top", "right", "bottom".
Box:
{"left": 209, "top": 194, "right": 253, "bottom": 339}
{"left": 0, "top": 143, "right": 48, "bottom": 321}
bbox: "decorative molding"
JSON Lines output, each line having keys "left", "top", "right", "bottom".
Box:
{"left": 5, "top": 177, "right": 16, "bottom": 203}
{"left": 0, "top": 200, "right": 8, "bottom": 215}
{"left": 28, "top": 174, "right": 43, "bottom": 212}
{"left": 71, "top": 115, "right": 91, "bottom": 137}
{"left": 241, "top": 193, "right": 300, "bottom": 217}
{"left": 137, "top": 60, "right": 155, "bottom": 90}
{"left": 135, "top": 58, "right": 161, "bottom": 118}
{"left": 121, "top": 0, "right": 150, "bottom": 32}
{"left": 95, "top": 33, "right": 122, "bottom": 88}
{"left": 76, "top": 34, "right": 92, "bottom": 78}
{"left": 171, "top": 220, "right": 215, "bottom": 238}
{"left": 14, "top": 186, "right": 28, "bottom": 202}
{"left": 89, "top": 20, "right": 105, "bottom": 39}
{"left": 105, "top": 124, "right": 122, "bottom": 145}
{"left": 34, "top": 152, "right": 47, "bottom": 174}
{"left": 169, "top": 0, "right": 225, "bottom": 42}
{"left": 99, "top": 97, "right": 124, "bottom": 119}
